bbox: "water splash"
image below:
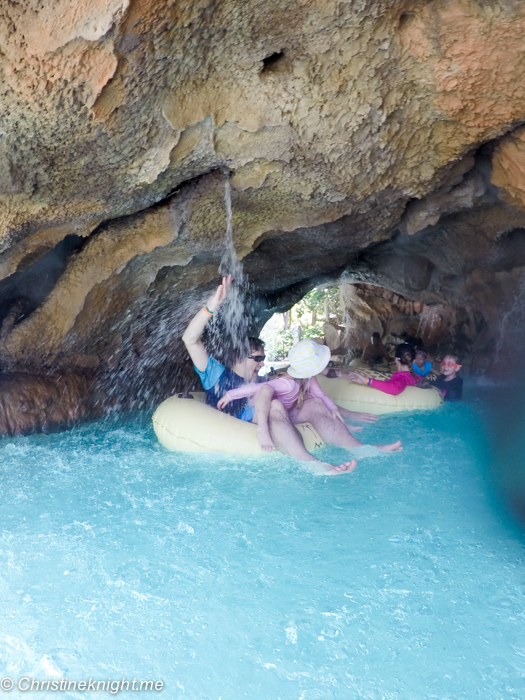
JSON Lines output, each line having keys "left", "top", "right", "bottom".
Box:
{"left": 219, "top": 173, "right": 238, "bottom": 278}
{"left": 97, "top": 170, "right": 254, "bottom": 415}
{"left": 208, "top": 171, "right": 251, "bottom": 364}
{"left": 97, "top": 292, "right": 205, "bottom": 417}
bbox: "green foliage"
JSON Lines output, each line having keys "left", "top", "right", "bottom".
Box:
{"left": 261, "top": 286, "right": 342, "bottom": 361}
{"left": 294, "top": 286, "right": 342, "bottom": 323}
{"left": 294, "top": 288, "right": 325, "bottom": 314}
{"left": 273, "top": 329, "right": 295, "bottom": 358}
{"left": 301, "top": 323, "right": 325, "bottom": 339}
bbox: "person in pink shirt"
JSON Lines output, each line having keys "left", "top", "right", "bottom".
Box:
{"left": 218, "top": 339, "right": 402, "bottom": 473}
{"left": 347, "top": 343, "right": 418, "bottom": 394}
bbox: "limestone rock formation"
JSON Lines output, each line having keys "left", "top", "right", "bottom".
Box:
{"left": 0, "top": 0, "right": 524, "bottom": 430}
{"left": 340, "top": 282, "right": 472, "bottom": 366}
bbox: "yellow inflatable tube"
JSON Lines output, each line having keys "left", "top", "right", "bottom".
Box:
{"left": 152, "top": 394, "right": 325, "bottom": 454}
{"left": 317, "top": 374, "right": 443, "bottom": 415}
{"left": 152, "top": 375, "right": 443, "bottom": 453}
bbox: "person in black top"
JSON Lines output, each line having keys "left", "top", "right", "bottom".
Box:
{"left": 420, "top": 353, "right": 463, "bottom": 401}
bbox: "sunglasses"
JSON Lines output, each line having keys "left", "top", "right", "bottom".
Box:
{"left": 248, "top": 354, "right": 266, "bottom": 363}
{"left": 441, "top": 361, "right": 461, "bottom": 368}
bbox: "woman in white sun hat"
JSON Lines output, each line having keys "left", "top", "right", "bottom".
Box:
{"left": 218, "top": 339, "right": 402, "bottom": 474}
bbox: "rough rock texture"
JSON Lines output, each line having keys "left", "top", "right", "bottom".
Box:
{"left": 0, "top": 372, "right": 99, "bottom": 435}
{"left": 492, "top": 125, "right": 525, "bottom": 210}
{"left": 0, "top": 0, "right": 525, "bottom": 429}
{"left": 340, "top": 281, "right": 474, "bottom": 365}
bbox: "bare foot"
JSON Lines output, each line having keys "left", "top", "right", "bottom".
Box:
{"left": 257, "top": 426, "right": 276, "bottom": 452}
{"left": 374, "top": 440, "right": 403, "bottom": 453}
{"left": 347, "top": 424, "right": 363, "bottom": 432}
{"left": 324, "top": 459, "right": 358, "bottom": 475}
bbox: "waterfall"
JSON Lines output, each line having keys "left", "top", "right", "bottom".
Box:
{"left": 207, "top": 172, "right": 251, "bottom": 364}
{"left": 494, "top": 269, "right": 525, "bottom": 369}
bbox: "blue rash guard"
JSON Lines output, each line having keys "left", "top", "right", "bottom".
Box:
{"left": 412, "top": 361, "right": 433, "bottom": 378}
{"left": 194, "top": 356, "right": 256, "bottom": 422}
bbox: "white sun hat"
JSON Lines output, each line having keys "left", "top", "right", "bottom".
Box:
{"left": 287, "top": 339, "right": 331, "bottom": 378}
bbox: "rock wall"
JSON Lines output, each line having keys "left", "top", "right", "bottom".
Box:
{"left": 0, "top": 0, "right": 525, "bottom": 429}
{"left": 339, "top": 281, "right": 479, "bottom": 368}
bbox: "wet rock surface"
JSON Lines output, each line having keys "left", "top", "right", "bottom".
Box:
{"left": 0, "top": 372, "right": 99, "bottom": 436}
{"left": 0, "top": 0, "right": 525, "bottom": 431}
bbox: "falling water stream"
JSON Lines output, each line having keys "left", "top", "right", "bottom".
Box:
{"left": 494, "top": 270, "right": 525, "bottom": 366}
{"left": 212, "top": 172, "right": 252, "bottom": 362}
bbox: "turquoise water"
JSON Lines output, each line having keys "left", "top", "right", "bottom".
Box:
{"left": 0, "top": 391, "right": 524, "bottom": 699}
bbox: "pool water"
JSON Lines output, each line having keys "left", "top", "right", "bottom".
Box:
{"left": 0, "top": 390, "right": 524, "bottom": 699}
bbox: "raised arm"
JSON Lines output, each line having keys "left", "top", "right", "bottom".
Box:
{"left": 182, "top": 275, "right": 232, "bottom": 372}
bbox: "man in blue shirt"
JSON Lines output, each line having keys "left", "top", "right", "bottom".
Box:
{"left": 182, "top": 275, "right": 265, "bottom": 422}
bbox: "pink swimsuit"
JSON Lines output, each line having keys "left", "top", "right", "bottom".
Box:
{"left": 224, "top": 376, "right": 338, "bottom": 411}
{"left": 369, "top": 371, "right": 417, "bottom": 396}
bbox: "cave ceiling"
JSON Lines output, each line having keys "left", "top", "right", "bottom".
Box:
{"left": 0, "top": 0, "right": 525, "bottom": 386}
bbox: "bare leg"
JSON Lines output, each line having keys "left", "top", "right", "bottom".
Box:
{"left": 290, "top": 398, "right": 402, "bottom": 453}
{"left": 252, "top": 385, "right": 276, "bottom": 452}
{"left": 290, "top": 398, "right": 367, "bottom": 448}
{"left": 266, "top": 399, "right": 357, "bottom": 475}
